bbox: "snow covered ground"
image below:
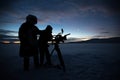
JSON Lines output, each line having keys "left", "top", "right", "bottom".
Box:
{"left": 0, "top": 43, "right": 120, "bottom": 80}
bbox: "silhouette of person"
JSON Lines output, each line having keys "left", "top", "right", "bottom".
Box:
{"left": 19, "top": 14, "right": 39, "bottom": 71}
{"left": 38, "top": 25, "right": 53, "bottom": 66}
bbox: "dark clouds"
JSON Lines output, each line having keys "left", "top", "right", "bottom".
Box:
{"left": 1, "top": 0, "right": 120, "bottom": 16}
{"left": 0, "top": 29, "right": 17, "bottom": 34}
{"left": 101, "top": 32, "right": 110, "bottom": 34}
{"left": 1, "top": 0, "right": 119, "bottom": 21}
{"left": 0, "top": 0, "right": 119, "bottom": 23}
{"left": 0, "top": 29, "right": 18, "bottom": 40}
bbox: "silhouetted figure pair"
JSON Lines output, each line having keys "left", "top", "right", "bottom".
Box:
{"left": 19, "top": 14, "right": 53, "bottom": 71}
{"left": 19, "top": 15, "right": 39, "bottom": 71}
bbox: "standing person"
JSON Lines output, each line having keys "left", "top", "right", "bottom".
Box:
{"left": 38, "top": 25, "right": 53, "bottom": 66}
{"left": 19, "top": 14, "right": 39, "bottom": 71}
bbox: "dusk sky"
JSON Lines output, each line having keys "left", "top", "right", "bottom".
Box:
{"left": 0, "top": 0, "right": 120, "bottom": 42}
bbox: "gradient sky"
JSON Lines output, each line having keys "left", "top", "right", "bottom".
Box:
{"left": 0, "top": 0, "right": 120, "bottom": 41}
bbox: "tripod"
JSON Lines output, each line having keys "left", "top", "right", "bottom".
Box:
{"left": 51, "top": 42, "right": 66, "bottom": 72}
{"left": 50, "top": 29, "right": 70, "bottom": 72}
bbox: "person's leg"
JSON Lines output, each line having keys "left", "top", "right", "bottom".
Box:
{"left": 23, "top": 57, "right": 29, "bottom": 71}
{"left": 33, "top": 48, "right": 39, "bottom": 68}
{"left": 45, "top": 48, "right": 52, "bottom": 65}
{"left": 33, "top": 54, "right": 39, "bottom": 68}
{"left": 39, "top": 48, "right": 44, "bottom": 65}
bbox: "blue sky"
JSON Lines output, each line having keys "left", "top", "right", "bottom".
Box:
{"left": 0, "top": 0, "right": 120, "bottom": 41}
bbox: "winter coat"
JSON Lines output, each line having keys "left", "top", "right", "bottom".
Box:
{"left": 19, "top": 22, "right": 39, "bottom": 57}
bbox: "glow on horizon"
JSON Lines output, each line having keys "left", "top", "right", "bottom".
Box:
{"left": 0, "top": 22, "right": 118, "bottom": 43}
{"left": 1, "top": 41, "right": 11, "bottom": 44}
{"left": 1, "top": 41, "right": 20, "bottom": 44}
{"left": 13, "top": 41, "right": 20, "bottom": 44}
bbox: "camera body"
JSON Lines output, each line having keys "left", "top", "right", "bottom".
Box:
{"left": 54, "top": 35, "right": 66, "bottom": 43}
{"left": 53, "top": 33, "right": 70, "bottom": 44}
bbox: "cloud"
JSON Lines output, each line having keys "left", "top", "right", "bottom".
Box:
{"left": 101, "top": 31, "right": 110, "bottom": 34}
{"left": 92, "top": 35, "right": 110, "bottom": 39}
{"left": 67, "top": 37, "right": 91, "bottom": 42}
{"left": 0, "top": 29, "right": 17, "bottom": 34}
{"left": 0, "top": 29, "right": 18, "bottom": 40}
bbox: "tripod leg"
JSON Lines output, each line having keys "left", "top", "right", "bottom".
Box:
{"left": 50, "top": 48, "right": 55, "bottom": 56}
{"left": 55, "top": 46, "right": 66, "bottom": 72}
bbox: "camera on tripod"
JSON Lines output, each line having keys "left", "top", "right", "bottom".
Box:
{"left": 52, "top": 29, "right": 70, "bottom": 44}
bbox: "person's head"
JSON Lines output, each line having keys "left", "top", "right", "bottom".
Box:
{"left": 26, "top": 14, "right": 37, "bottom": 24}
{"left": 46, "top": 25, "right": 53, "bottom": 32}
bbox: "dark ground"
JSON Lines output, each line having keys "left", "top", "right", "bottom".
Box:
{"left": 0, "top": 43, "right": 120, "bottom": 80}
